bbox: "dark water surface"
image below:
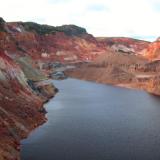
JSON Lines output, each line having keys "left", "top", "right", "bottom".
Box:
{"left": 21, "top": 78, "right": 160, "bottom": 160}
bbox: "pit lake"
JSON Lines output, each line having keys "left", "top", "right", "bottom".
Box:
{"left": 21, "top": 78, "right": 160, "bottom": 160}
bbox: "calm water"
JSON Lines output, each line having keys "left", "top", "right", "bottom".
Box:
{"left": 21, "top": 78, "right": 160, "bottom": 160}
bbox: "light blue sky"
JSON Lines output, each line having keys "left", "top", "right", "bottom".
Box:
{"left": 0, "top": 0, "right": 160, "bottom": 42}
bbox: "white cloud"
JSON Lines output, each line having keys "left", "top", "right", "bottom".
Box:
{"left": 0, "top": 0, "right": 160, "bottom": 41}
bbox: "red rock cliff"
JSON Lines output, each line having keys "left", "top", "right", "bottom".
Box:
{"left": 141, "top": 39, "right": 160, "bottom": 60}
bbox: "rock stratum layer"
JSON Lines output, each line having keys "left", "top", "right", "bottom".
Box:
{"left": 0, "top": 17, "right": 160, "bottom": 159}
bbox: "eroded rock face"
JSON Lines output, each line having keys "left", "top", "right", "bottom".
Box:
{"left": 145, "top": 75, "right": 160, "bottom": 95}
{"left": 96, "top": 37, "right": 150, "bottom": 54}
{"left": 67, "top": 49, "right": 160, "bottom": 95}
{"left": 1, "top": 21, "right": 150, "bottom": 65}
{"left": 0, "top": 52, "right": 57, "bottom": 160}
{"left": 141, "top": 40, "right": 160, "bottom": 60}
{"left": 0, "top": 19, "right": 151, "bottom": 65}
{"left": 0, "top": 52, "right": 38, "bottom": 159}
{"left": 0, "top": 21, "right": 107, "bottom": 63}
{"left": 67, "top": 50, "right": 146, "bottom": 85}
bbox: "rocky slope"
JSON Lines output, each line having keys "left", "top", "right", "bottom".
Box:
{"left": 0, "top": 19, "right": 107, "bottom": 64}
{"left": 141, "top": 39, "right": 160, "bottom": 60}
{"left": 0, "top": 18, "right": 150, "bottom": 64}
{"left": 67, "top": 48, "right": 160, "bottom": 94}
{"left": 0, "top": 51, "right": 57, "bottom": 160}
{"left": 67, "top": 50, "right": 148, "bottom": 85}
{"left": 0, "top": 18, "right": 58, "bottom": 159}
{"left": 97, "top": 37, "right": 150, "bottom": 54}
{"left": 135, "top": 39, "right": 160, "bottom": 94}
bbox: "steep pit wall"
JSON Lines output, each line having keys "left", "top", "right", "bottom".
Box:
{"left": 0, "top": 52, "right": 57, "bottom": 160}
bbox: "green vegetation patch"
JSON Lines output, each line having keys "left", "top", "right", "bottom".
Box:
{"left": 21, "top": 22, "right": 87, "bottom": 36}
{"left": 0, "top": 17, "right": 6, "bottom": 32}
